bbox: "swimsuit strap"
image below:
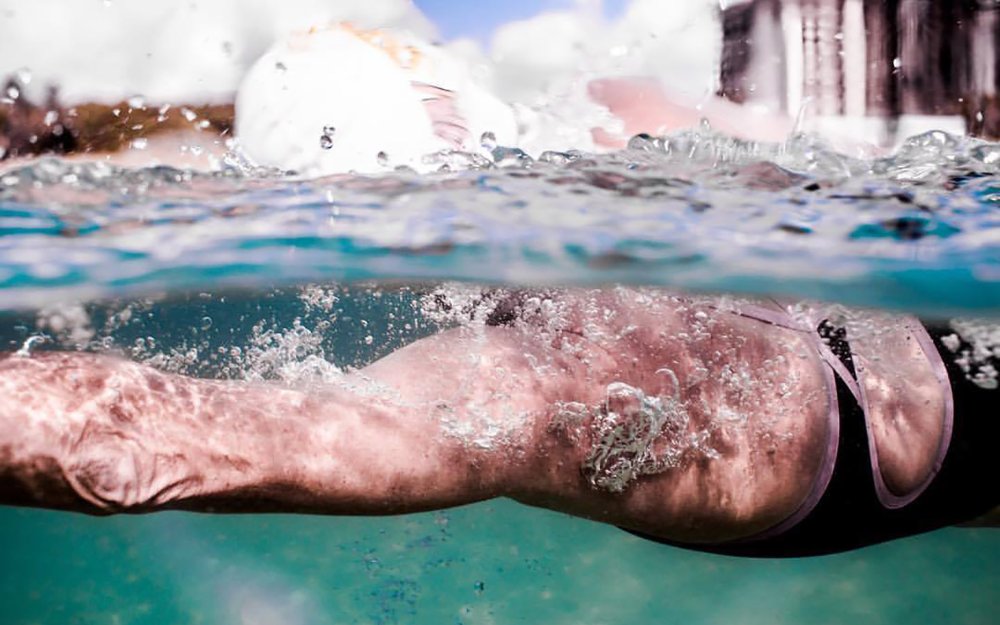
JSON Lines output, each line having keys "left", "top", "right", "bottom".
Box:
{"left": 717, "top": 300, "right": 953, "bottom": 541}
{"left": 619, "top": 312, "right": 992, "bottom": 556}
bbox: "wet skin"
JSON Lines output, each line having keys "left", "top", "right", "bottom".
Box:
{"left": 0, "top": 288, "right": 957, "bottom": 546}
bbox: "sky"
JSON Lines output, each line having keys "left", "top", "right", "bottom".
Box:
{"left": 414, "top": 0, "right": 629, "bottom": 42}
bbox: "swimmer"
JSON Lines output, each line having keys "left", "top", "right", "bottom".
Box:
{"left": 1, "top": 23, "right": 850, "bottom": 172}
{"left": 234, "top": 24, "right": 815, "bottom": 175}
{"left": 0, "top": 289, "right": 995, "bottom": 557}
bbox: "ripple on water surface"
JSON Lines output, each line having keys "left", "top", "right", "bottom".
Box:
{"left": 0, "top": 129, "right": 998, "bottom": 315}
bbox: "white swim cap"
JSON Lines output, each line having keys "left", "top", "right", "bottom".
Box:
{"left": 235, "top": 24, "right": 517, "bottom": 175}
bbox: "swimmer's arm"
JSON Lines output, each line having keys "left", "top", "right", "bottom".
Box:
{"left": 587, "top": 77, "right": 794, "bottom": 148}
{"left": 0, "top": 329, "right": 581, "bottom": 516}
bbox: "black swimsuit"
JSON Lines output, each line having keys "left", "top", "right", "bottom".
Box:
{"left": 625, "top": 324, "right": 999, "bottom": 558}
{"left": 481, "top": 292, "right": 998, "bottom": 556}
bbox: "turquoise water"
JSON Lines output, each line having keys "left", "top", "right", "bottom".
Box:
{"left": 1, "top": 132, "right": 998, "bottom": 624}
{"left": 2, "top": 506, "right": 997, "bottom": 625}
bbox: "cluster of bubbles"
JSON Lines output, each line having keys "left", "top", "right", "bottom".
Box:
{"left": 553, "top": 379, "right": 716, "bottom": 494}
{"left": 945, "top": 318, "right": 1000, "bottom": 390}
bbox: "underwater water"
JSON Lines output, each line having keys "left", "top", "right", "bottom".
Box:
{"left": 0, "top": 131, "right": 998, "bottom": 624}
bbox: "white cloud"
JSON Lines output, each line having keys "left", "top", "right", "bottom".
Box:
{"left": 480, "top": 0, "right": 721, "bottom": 154}
{"left": 488, "top": 0, "right": 721, "bottom": 103}
{"left": 0, "top": 0, "right": 434, "bottom": 103}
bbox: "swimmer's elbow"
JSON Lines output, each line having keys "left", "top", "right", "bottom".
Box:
{"left": 64, "top": 425, "right": 196, "bottom": 514}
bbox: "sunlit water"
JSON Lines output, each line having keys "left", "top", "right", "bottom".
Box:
{"left": 1, "top": 131, "right": 998, "bottom": 624}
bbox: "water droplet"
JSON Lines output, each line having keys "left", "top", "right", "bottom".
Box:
{"left": 127, "top": 95, "right": 146, "bottom": 110}
{"left": 201, "top": 316, "right": 213, "bottom": 330}
{"left": 364, "top": 335, "right": 374, "bottom": 345}
{"left": 43, "top": 110, "right": 58, "bottom": 126}
{"left": 539, "top": 150, "right": 572, "bottom": 165}
{"left": 320, "top": 126, "right": 336, "bottom": 150}
{"left": 480, "top": 131, "right": 497, "bottom": 150}
{"left": 14, "top": 67, "right": 31, "bottom": 85}
{"left": 892, "top": 57, "right": 902, "bottom": 69}
{"left": 626, "top": 133, "right": 663, "bottom": 152}
{"left": 130, "top": 137, "right": 148, "bottom": 150}
{"left": 181, "top": 107, "right": 197, "bottom": 122}
{"left": 491, "top": 146, "right": 533, "bottom": 168}
{"left": 971, "top": 144, "right": 1000, "bottom": 166}
{"left": 376, "top": 151, "right": 389, "bottom": 166}
{"left": 5, "top": 85, "right": 19, "bottom": 100}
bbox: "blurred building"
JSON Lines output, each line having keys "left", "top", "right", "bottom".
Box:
{"left": 719, "top": 0, "right": 999, "bottom": 142}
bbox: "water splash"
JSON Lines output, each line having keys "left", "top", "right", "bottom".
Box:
{"left": 0, "top": 130, "right": 997, "bottom": 316}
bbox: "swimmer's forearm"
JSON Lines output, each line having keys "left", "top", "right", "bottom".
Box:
{"left": 0, "top": 352, "right": 511, "bottom": 515}
{"left": 0, "top": 352, "right": 303, "bottom": 513}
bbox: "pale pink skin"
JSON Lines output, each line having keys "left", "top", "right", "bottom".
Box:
{"left": 587, "top": 77, "right": 796, "bottom": 149}
{"left": 0, "top": 289, "right": 988, "bottom": 542}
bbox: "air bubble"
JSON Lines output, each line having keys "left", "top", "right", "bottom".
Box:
{"left": 15, "top": 334, "right": 48, "bottom": 358}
